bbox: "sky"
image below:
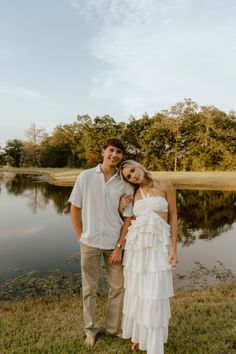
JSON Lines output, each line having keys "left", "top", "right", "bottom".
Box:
{"left": 0, "top": 0, "right": 236, "bottom": 146}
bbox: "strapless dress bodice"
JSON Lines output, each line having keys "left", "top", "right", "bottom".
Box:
{"left": 133, "top": 196, "right": 168, "bottom": 217}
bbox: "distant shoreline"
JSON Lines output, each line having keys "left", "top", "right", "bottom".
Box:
{"left": 1, "top": 167, "right": 236, "bottom": 190}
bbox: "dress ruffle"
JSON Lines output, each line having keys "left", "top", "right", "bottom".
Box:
{"left": 122, "top": 316, "right": 168, "bottom": 354}
{"left": 123, "top": 293, "right": 171, "bottom": 328}
{"left": 123, "top": 249, "right": 171, "bottom": 273}
{"left": 122, "top": 203, "right": 173, "bottom": 354}
{"left": 125, "top": 211, "right": 171, "bottom": 250}
{"left": 124, "top": 269, "right": 174, "bottom": 299}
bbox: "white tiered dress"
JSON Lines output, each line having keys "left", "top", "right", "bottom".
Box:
{"left": 122, "top": 189, "right": 174, "bottom": 354}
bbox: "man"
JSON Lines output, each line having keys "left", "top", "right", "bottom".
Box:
{"left": 69, "top": 138, "right": 133, "bottom": 347}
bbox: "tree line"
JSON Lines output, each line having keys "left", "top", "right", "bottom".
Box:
{"left": 1, "top": 99, "right": 236, "bottom": 171}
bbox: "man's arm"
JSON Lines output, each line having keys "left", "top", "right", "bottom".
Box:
{"left": 70, "top": 204, "right": 83, "bottom": 241}
{"left": 109, "top": 217, "right": 132, "bottom": 265}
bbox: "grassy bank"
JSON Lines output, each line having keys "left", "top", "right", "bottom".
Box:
{"left": 0, "top": 284, "right": 236, "bottom": 354}
{"left": 1, "top": 167, "right": 236, "bottom": 189}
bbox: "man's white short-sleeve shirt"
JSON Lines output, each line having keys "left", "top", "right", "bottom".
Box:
{"left": 68, "top": 164, "right": 133, "bottom": 249}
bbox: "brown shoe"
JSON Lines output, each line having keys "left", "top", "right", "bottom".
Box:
{"left": 85, "top": 335, "right": 96, "bottom": 347}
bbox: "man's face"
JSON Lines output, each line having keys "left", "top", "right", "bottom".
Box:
{"left": 102, "top": 145, "right": 124, "bottom": 167}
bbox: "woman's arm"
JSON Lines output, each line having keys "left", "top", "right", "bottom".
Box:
{"left": 109, "top": 217, "right": 132, "bottom": 265}
{"left": 161, "top": 180, "right": 178, "bottom": 267}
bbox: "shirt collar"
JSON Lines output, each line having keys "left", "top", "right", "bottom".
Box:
{"left": 95, "top": 164, "right": 120, "bottom": 179}
{"left": 95, "top": 164, "right": 102, "bottom": 173}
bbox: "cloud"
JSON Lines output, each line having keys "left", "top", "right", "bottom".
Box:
{"left": 0, "top": 86, "right": 42, "bottom": 99}
{"left": 71, "top": 0, "right": 178, "bottom": 26}
{"left": 71, "top": 0, "right": 236, "bottom": 116}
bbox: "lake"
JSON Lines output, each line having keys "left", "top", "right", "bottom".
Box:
{"left": 0, "top": 171, "right": 236, "bottom": 283}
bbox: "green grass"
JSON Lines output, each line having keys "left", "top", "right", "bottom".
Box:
{"left": 1, "top": 285, "right": 236, "bottom": 354}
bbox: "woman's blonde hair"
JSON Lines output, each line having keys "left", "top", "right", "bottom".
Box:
{"left": 119, "top": 160, "right": 154, "bottom": 187}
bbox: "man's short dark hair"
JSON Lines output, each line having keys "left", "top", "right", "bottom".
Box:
{"left": 102, "top": 137, "right": 126, "bottom": 154}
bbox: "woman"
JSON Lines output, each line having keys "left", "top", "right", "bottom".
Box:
{"left": 119, "top": 160, "right": 178, "bottom": 354}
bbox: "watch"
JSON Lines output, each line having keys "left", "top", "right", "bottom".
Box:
{"left": 116, "top": 243, "right": 124, "bottom": 250}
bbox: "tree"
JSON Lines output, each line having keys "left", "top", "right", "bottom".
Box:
{"left": 40, "top": 138, "right": 71, "bottom": 167}
{"left": 41, "top": 123, "right": 81, "bottom": 167}
{"left": 138, "top": 113, "right": 175, "bottom": 170}
{"left": 192, "top": 107, "right": 234, "bottom": 170}
{"left": 165, "top": 98, "right": 199, "bottom": 171}
{"left": 122, "top": 113, "right": 151, "bottom": 161}
{"left": 79, "top": 115, "right": 121, "bottom": 167}
{"left": 2, "top": 99, "right": 236, "bottom": 170}
{"left": 24, "top": 123, "right": 47, "bottom": 166}
{"left": 0, "top": 145, "right": 6, "bottom": 166}
{"left": 4, "top": 139, "right": 24, "bottom": 167}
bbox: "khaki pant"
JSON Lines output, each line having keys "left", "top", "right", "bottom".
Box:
{"left": 80, "top": 242, "right": 124, "bottom": 336}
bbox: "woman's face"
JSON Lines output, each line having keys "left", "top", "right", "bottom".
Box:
{"left": 122, "top": 166, "right": 145, "bottom": 184}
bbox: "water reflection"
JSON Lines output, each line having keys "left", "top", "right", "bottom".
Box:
{"left": 0, "top": 172, "right": 71, "bottom": 214}
{"left": 1, "top": 173, "right": 236, "bottom": 241}
{"left": 0, "top": 172, "right": 75, "bottom": 281}
{"left": 177, "top": 190, "right": 236, "bottom": 246}
{"left": 0, "top": 172, "right": 236, "bottom": 281}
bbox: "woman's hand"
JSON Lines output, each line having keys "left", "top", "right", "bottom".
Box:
{"left": 119, "top": 194, "right": 133, "bottom": 214}
{"left": 109, "top": 247, "right": 123, "bottom": 265}
{"left": 168, "top": 250, "right": 178, "bottom": 268}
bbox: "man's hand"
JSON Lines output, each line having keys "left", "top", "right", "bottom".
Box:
{"left": 109, "top": 247, "right": 123, "bottom": 265}
{"left": 77, "top": 232, "right": 82, "bottom": 241}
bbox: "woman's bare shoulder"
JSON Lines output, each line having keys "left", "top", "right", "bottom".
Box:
{"left": 154, "top": 179, "right": 173, "bottom": 192}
